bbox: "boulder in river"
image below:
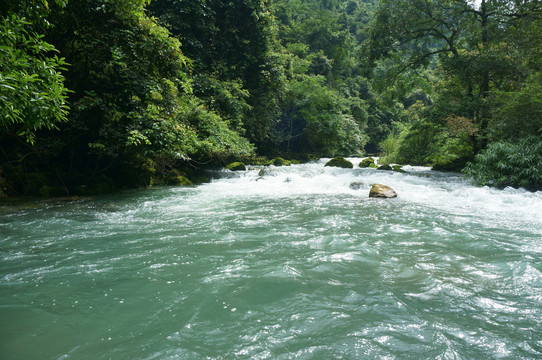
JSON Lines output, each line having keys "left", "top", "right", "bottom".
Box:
{"left": 377, "top": 164, "right": 393, "bottom": 171}
{"left": 325, "top": 157, "right": 353, "bottom": 169}
{"left": 369, "top": 184, "right": 397, "bottom": 198}
{"left": 272, "top": 157, "right": 292, "bottom": 166}
{"left": 166, "top": 170, "right": 194, "bottom": 186}
{"left": 226, "top": 162, "right": 246, "bottom": 171}
{"left": 167, "top": 175, "right": 193, "bottom": 186}
{"left": 359, "top": 157, "right": 376, "bottom": 168}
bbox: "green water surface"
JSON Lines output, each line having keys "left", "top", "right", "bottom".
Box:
{"left": 1, "top": 162, "right": 541, "bottom": 359}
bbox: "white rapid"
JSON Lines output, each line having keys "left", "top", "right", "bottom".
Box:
{"left": 196, "top": 158, "right": 542, "bottom": 232}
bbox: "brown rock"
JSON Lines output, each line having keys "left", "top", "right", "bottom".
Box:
{"left": 369, "top": 184, "right": 397, "bottom": 198}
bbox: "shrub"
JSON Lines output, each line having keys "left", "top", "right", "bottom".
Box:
{"left": 464, "top": 136, "right": 542, "bottom": 190}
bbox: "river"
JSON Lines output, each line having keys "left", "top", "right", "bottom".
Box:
{"left": 1, "top": 158, "right": 541, "bottom": 359}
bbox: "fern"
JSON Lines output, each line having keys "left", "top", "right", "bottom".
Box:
{"left": 464, "top": 136, "right": 542, "bottom": 190}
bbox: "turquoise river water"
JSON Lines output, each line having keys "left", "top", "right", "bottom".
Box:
{"left": 1, "top": 158, "right": 541, "bottom": 359}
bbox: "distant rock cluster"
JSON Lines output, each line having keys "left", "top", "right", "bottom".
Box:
{"left": 226, "top": 157, "right": 400, "bottom": 198}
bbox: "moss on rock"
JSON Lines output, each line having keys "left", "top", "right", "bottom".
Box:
{"left": 245, "top": 156, "right": 270, "bottom": 166}
{"left": 168, "top": 176, "right": 193, "bottom": 186}
{"left": 392, "top": 165, "right": 407, "bottom": 173}
{"left": 225, "top": 162, "right": 246, "bottom": 171}
{"left": 377, "top": 164, "right": 393, "bottom": 171}
{"left": 166, "top": 169, "right": 196, "bottom": 186}
{"left": 359, "top": 157, "right": 376, "bottom": 168}
{"left": 325, "top": 157, "right": 353, "bottom": 169}
{"left": 272, "top": 157, "right": 292, "bottom": 166}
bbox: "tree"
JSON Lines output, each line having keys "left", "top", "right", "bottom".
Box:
{"left": 0, "top": 2, "right": 70, "bottom": 143}
{"left": 366, "top": 0, "right": 542, "bottom": 187}
{"left": 149, "top": 0, "right": 284, "bottom": 145}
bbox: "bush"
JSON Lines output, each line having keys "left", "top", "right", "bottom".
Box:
{"left": 464, "top": 136, "right": 542, "bottom": 190}
{"left": 378, "top": 131, "right": 400, "bottom": 165}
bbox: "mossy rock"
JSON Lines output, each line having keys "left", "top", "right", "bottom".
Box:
{"left": 225, "top": 162, "right": 246, "bottom": 171}
{"left": 392, "top": 165, "right": 407, "bottom": 173}
{"left": 325, "top": 157, "right": 353, "bottom": 169}
{"left": 359, "top": 157, "right": 376, "bottom": 168}
{"left": 191, "top": 174, "right": 210, "bottom": 184}
{"left": 245, "top": 157, "right": 270, "bottom": 166}
{"left": 166, "top": 169, "right": 197, "bottom": 186}
{"left": 377, "top": 164, "right": 393, "bottom": 171}
{"left": 272, "top": 157, "right": 291, "bottom": 166}
{"left": 369, "top": 163, "right": 378, "bottom": 169}
{"left": 167, "top": 176, "right": 193, "bottom": 186}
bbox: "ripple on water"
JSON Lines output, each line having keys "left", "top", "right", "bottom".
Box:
{"left": 0, "top": 160, "right": 541, "bottom": 359}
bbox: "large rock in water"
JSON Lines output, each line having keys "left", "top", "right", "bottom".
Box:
{"left": 225, "top": 162, "right": 246, "bottom": 171}
{"left": 272, "top": 157, "right": 291, "bottom": 166}
{"left": 369, "top": 184, "right": 397, "bottom": 198}
{"left": 377, "top": 164, "right": 392, "bottom": 171}
{"left": 359, "top": 157, "right": 376, "bottom": 168}
{"left": 325, "top": 157, "right": 353, "bottom": 168}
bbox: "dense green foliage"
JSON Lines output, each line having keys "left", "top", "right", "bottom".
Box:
{"left": 367, "top": 0, "right": 542, "bottom": 188}
{"left": 464, "top": 135, "right": 542, "bottom": 190}
{"left": 0, "top": 14, "right": 69, "bottom": 143}
{"left": 1, "top": 0, "right": 255, "bottom": 195}
{"left": 0, "top": 0, "right": 540, "bottom": 196}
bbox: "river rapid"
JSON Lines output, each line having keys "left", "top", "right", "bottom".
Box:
{"left": 1, "top": 158, "right": 541, "bottom": 359}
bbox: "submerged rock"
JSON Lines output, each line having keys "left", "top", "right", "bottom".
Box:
{"left": 225, "top": 162, "right": 246, "bottom": 171}
{"left": 392, "top": 165, "right": 407, "bottom": 173}
{"left": 369, "top": 184, "right": 397, "bottom": 198}
{"left": 349, "top": 181, "right": 364, "bottom": 190}
{"left": 325, "top": 157, "right": 353, "bottom": 169}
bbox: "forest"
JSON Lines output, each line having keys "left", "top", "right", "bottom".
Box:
{"left": 1, "top": 0, "right": 541, "bottom": 197}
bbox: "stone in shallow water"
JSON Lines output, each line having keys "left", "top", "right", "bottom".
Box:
{"left": 226, "top": 162, "right": 246, "bottom": 171}
{"left": 377, "top": 164, "right": 392, "bottom": 171}
{"left": 359, "top": 157, "right": 376, "bottom": 168}
{"left": 349, "top": 181, "right": 364, "bottom": 190}
{"left": 325, "top": 157, "right": 353, "bottom": 168}
{"left": 369, "top": 184, "right": 397, "bottom": 198}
